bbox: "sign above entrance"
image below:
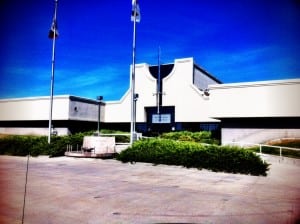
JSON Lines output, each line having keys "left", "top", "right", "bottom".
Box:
{"left": 152, "top": 114, "right": 171, "bottom": 123}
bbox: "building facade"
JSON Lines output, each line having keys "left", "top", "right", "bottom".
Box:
{"left": 0, "top": 57, "right": 299, "bottom": 144}
{"left": 209, "top": 79, "right": 300, "bottom": 144}
{"left": 0, "top": 95, "right": 103, "bottom": 135}
{"left": 103, "top": 58, "right": 221, "bottom": 133}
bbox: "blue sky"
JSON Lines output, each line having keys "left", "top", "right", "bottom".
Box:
{"left": 0, "top": 0, "right": 299, "bottom": 100}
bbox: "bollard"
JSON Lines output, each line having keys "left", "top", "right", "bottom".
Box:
{"left": 259, "top": 144, "right": 262, "bottom": 154}
{"left": 278, "top": 147, "right": 282, "bottom": 163}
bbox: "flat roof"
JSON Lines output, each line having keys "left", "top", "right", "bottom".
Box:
{"left": 0, "top": 95, "right": 100, "bottom": 104}
{"left": 209, "top": 78, "right": 300, "bottom": 90}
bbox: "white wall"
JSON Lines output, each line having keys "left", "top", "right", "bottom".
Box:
{"left": 104, "top": 63, "right": 157, "bottom": 123}
{"left": 208, "top": 79, "right": 300, "bottom": 144}
{"left": 0, "top": 127, "right": 70, "bottom": 136}
{"left": 0, "top": 96, "right": 70, "bottom": 121}
{"left": 104, "top": 58, "right": 219, "bottom": 123}
{"left": 104, "top": 90, "right": 131, "bottom": 123}
{"left": 163, "top": 58, "right": 218, "bottom": 122}
{"left": 2, "top": 59, "right": 298, "bottom": 142}
{"left": 135, "top": 63, "right": 159, "bottom": 122}
{"left": 209, "top": 79, "right": 300, "bottom": 118}
{"left": 222, "top": 128, "right": 300, "bottom": 144}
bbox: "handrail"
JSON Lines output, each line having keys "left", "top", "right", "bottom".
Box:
{"left": 224, "top": 141, "right": 300, "bottom": 158}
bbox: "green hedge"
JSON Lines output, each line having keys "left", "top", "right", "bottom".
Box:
{"left": 0, "top": 135, "right": 73, "bottom": 157}
{"left": 0, "top": 130, "right": 130, "bottom": 157}
{"left": 100, "top": 129, "right": 130, "bottom": 143}
{"left": 161, "top": 131, "right": 219, "bottom": 145}
{"left": 0, "top": 133, "right": 84, "bottom": 157}
{"left": 0, "top": 135, "right": 49, "bottom": 156}
{"left": 117, "top": 138, "right": 269, "bottom": 176}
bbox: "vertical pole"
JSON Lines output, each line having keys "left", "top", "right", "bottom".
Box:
{"left": 259, "top": 144, "right": 262, "bottom": 154}
{"left": 157, "top": 46, "right": 161, "bottom": 115}
{"left": 130, "top": 2, "right": 137, "bottom": 145}
{"left": 21, "top": 153, "right": 30, "bottom": 224}
{"left": 280, "top": 147, "right": 282, "bottom": 158}
{"left": 48, "top": 0, "right": 58, "bottom": 144}
{"left": 97, "top": 96, "right": 103, "bottom": 135}
{"left": 97, "top": 101, "right": 100, "bottom": 134}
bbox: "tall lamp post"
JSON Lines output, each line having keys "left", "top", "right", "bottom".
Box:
{"left": 130, "top": 0, "right": 140, "bottom": 144}
{"left": 48, "top": 0, "right": 59, "bottom": 144}
{"left": 97, "top": 96, "right": 103, "bottom": 135}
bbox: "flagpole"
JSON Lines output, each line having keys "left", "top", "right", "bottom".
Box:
{"left": 130, "top": 0, "right": 138, "bottom": 145}
{"left": 48, "top": 0, "right": 58, "bottom": 144}
{"left": 157, "top": 46, "right": 161, "bottom": 115}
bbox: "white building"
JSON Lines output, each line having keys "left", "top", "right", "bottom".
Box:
{"left": 209, "top": 79, "right": 300, "bottom": 144}
{"left": 0, "top": 57, "right": 299, "bottom": 144}
{"left": 0, "top": 95, "right": 103, "bottom": 136}
{"left": 104, "top": 58, "right": 221, "bottom": 133}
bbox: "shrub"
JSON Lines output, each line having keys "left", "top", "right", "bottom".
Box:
{"left": 0, "top": 135, "right": 49, "bottom": 156}
{"left": 100, "top": 129, "right": 130, "bottom": 143}
{"left": 161, "top": 131, "right": 219, "bottom": 145}
{"left": 0, "top": 130, "right": 130, "bottom": 157}
{"left": 117, "top": 138, "right": 269, "bottom": 176}
{"left": 0, "top": 133, "right": 84, "bottom": 157}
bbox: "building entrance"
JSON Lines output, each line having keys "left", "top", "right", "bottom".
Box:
{"left": 145, "top": 106, "right": 175, "bottom": 133}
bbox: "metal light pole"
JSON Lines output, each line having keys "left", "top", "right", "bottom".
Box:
{"left": 157, "top": 46, "right": 161, "bottom": 115}
{"left": 130, "top": 0, "right": 140, "bottom": 144}
{"left": 48, "top": 0, "right": 59, "bottom": 144}
{"left": 97, "top": 96, "right": 103, "bottom": 134}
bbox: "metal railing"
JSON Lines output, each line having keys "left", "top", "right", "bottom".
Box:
{"left": 96, "top": 133, "right": 132, "bottom": 148}
{"left": 66, "top": 144, "right": 82, "bottom": 153}
{"left": 224, "top": 141, "right": 300, "bottom": 158}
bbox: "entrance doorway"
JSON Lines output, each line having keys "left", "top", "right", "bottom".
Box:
{"left": 145, "top": 106, "right": 175, "bottom": 134}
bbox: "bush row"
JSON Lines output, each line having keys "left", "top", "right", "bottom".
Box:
{"left": 0, "top": 130, "right": 130, "bottom": 157}
{"left": 0, "top": 134, "right": 80, "bottom": 157}
{"left": 100, "top": 129, "right": 130, "bottom": 143}
{"left": 0, "top": 135, "right": 49, "bottom": 156}
{"left": 161, "top": 131, "right": 219, "bottom": 145}
{"left": 117, "top": 138, "right": 269, "bottom": 176}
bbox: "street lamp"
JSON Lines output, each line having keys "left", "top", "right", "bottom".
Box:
{"left": 130, "top": 0, "right": 140, "bottom": 145}
{"left": 97, "top": 96, "right": 103, "bottom": 134}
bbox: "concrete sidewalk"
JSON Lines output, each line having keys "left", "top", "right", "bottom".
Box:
{"left": 0, "top": 155, "right": 299, "bottom": 224}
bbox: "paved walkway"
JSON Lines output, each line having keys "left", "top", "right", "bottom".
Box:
{"left": 0, "top": 155, "right": 299, "bottom": 224}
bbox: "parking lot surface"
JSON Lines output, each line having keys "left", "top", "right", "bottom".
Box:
{"left": 0, "top": 155, "right": 299, "bottom": 224}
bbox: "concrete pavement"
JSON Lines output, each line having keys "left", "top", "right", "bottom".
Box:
{"left": 0, "top": 155, "right": 299, "bottom": 224}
